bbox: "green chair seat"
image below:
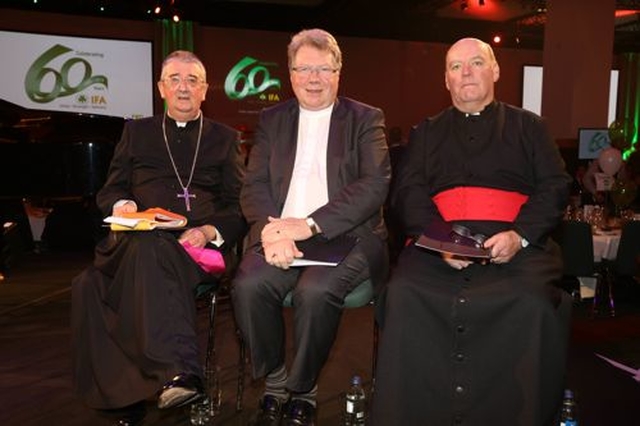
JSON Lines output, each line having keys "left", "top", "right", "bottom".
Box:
{"left": 282, "top": 278, "right": 374, "bottom": 308}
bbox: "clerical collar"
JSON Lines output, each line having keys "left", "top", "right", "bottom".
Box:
{"left": 456, "top": 100, "right": 496, "bottom": 117}
{"left": 168, "top": 111, "right": 202, "bottom": 128}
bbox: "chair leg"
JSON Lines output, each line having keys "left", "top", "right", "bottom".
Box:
{"left": 592, "top": 267, "right": 616, "bottom": 318}
{"left": 204, "top": 292, "right": 217, "bottom": 374}
{"left": 371, "top": 319, "right": 379, "bottom": 395}
{"left": 236, "top": 327, "right": 246, "bottom": 412}
{"left": 605, "top": 266, "right": 616, "bottom": 317}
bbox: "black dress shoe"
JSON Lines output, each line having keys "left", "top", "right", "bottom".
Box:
{"left": 250, "top": 394, "right": 287, "bottom": 426}
{"left": 113, "top": 419, "right": 143, "bottom": 426}
{"left": 281, "top": 399, "right": 316, "bottom": 426}
{"left": 105, "top": 401, "right": 146, "bottom": 426}
{"left": 157, "top": 373, "right": 205, "bottom": 409}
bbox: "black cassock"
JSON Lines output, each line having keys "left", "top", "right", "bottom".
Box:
{"left": 71, "top": 115, "right": 245, "bottom": 409}
{"left": 372, "top": 102, "right": 573, "bottom": 426}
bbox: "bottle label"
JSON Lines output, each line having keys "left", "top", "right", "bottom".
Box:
{"left": 346, "top": 401, "right": 355, "bottom": 413}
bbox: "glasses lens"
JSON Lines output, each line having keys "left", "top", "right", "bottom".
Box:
{"left": 293, "top": 66, "right": 336, "bottom": 78}
{"left": 165, "top": 76, "right": 201, "bottom": 88}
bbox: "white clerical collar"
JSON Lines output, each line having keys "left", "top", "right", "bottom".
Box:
{"left": 170, "top": 111, "right": 201, "bottom": 127}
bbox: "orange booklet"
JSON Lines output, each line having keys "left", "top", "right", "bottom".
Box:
{"left": 104, "top": 207, "right": 188, "bottom": 231}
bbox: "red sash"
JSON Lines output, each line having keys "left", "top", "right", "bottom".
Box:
{"left": 433, "top": 187, "right": 528, "bottom": 222}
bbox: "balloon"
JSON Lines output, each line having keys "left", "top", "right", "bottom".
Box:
{"left": 608, "top": 120, "right": 628, "bottom": 150}
{"left": 610, "top": 179, "right": 638, "bottom": 208}
{"left": 598, "top": 147, "right": 623, "bottom": 176}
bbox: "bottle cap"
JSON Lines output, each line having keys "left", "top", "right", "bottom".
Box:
{"left": 564, "top": 389, "right": 574, "bottom": 399}
{"left": 351, "top": 375, "right": 362, "bottom": 385}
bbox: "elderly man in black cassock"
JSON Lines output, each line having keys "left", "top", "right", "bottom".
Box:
{"left": 371, "top": 38, "right": 573, "bottom": 425}
{"left": 71, "top": 50, "right": 245, "bottom": 426}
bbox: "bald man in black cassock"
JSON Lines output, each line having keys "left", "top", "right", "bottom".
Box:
{"left": 371, "top": 38, "right": 573, "bottom": 426}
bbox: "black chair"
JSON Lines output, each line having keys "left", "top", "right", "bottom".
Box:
{"left": 606, "top": 220, "right": 640, "bottom": 305}
{"left": 613, "top": 221, "right": 640, "bottom": 280}
{"left": 193, "top": 246, "right": 245, "bottom": 414}
{"left": 556, "top": 220, "right": 614, "bottom": 316}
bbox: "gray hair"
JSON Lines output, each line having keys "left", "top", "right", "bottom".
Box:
{"left": 160, "top": 50, "right": 207, "bottom": 81}
{"left": 287, "top": 29, "right": 342, "bottom": 70}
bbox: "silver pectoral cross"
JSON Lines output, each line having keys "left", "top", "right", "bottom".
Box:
{"left": 177, "top": 187, "right": 196, "bottom": 211}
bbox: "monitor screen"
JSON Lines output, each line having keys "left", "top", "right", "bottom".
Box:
{"left": 578, "top": 128, "right": 611, "bottom": 159}
{"left": 0, "top": 30, "right": 154, "bottom": 119}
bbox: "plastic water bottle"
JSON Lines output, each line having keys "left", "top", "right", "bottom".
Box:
{"left": 189, "top": 365, "right": 221, "bottom": 425}
{"left": 343, "top": 375, "right": 366, "bottom": 425}
{"left": 559, "top": 389, "right": 578, "bottom": 426}
{"left": 190, "top": 396, "right": 211, "bottom": 425}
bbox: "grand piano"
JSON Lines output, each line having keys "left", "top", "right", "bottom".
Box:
{"left": 0, "top": 98, "right": 125, "bottom": 254}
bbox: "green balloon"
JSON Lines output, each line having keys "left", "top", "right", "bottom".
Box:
{"left": 610, "top": 179, "right": 638, "bottom": 208}
{"left": 608, "top": 120, "right": 628, "bottom": 151}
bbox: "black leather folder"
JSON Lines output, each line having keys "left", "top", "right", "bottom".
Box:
{"left": 415, "top": 220, "right": 491, "bottom": 259}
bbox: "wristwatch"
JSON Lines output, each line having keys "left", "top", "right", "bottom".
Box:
{"left": 306, "top": 217, "right": 320, "bottom": 236}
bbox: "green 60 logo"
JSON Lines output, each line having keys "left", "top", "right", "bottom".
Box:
{"left": 224, "top": 56, "right": 280, "bottom": 100}
{"left": 25, "top": 44, "right": 108, "bottom": 103}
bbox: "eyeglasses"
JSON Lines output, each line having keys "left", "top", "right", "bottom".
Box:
{"left": 291, "top": 65, "right": 339, "bottom": 78}
{"left": 162, "top": 75, "right": 205, "bottom": 89}
{"left": 451, "top": 224, "right": 487, "bottom": 248}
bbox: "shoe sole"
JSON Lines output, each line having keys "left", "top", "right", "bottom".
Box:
{"left": 157, "top": 387, "right": 205, "bottom": 409}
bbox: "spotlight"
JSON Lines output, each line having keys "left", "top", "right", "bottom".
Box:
{"left": 172, "top": 13, "right": 180, "bottom": 22}
{"left": 154, "top": 5, "right": 162, "bottom": 15}
{"left": 492, "top": 35, "right": 502, "bottom": 44}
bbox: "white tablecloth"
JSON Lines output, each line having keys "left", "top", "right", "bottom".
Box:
{"left": 592, "top": 230, "right": 621, "bottom": 262}
{"left": 579, "top": 230, "right": 621, "bottom": 298}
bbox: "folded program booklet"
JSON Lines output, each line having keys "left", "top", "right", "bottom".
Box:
{"left": 104, "top": 207, "right": 188, "bottom": 231}
{"left": 257, "top": 234, "right": 360, "bottom": 267}
{"left": 415, "top": 220, "right": 491, "bottom": 259}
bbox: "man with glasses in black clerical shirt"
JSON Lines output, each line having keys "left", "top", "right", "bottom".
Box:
{"left": 232, "top": 28, "right": 390, "bottom": 426}
{"left": 71, "top": 50, "right": 245, "bottom": 426}
{"left": 371, "top": 38, "right": 573, "bottom": 425}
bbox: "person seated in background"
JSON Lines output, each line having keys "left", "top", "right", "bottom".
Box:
{"left": 371, "top": 37, "right": 572, "bottom": 425}
{"left": 71, "top": 50, "right": 245, "bottom": 426}
{"left": 232, "top": 28, "right": 390, "bottom": 426}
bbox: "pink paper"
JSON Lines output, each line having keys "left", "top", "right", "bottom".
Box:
{"left": 181, "top": 242, "right": 226, "bottom": 274}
